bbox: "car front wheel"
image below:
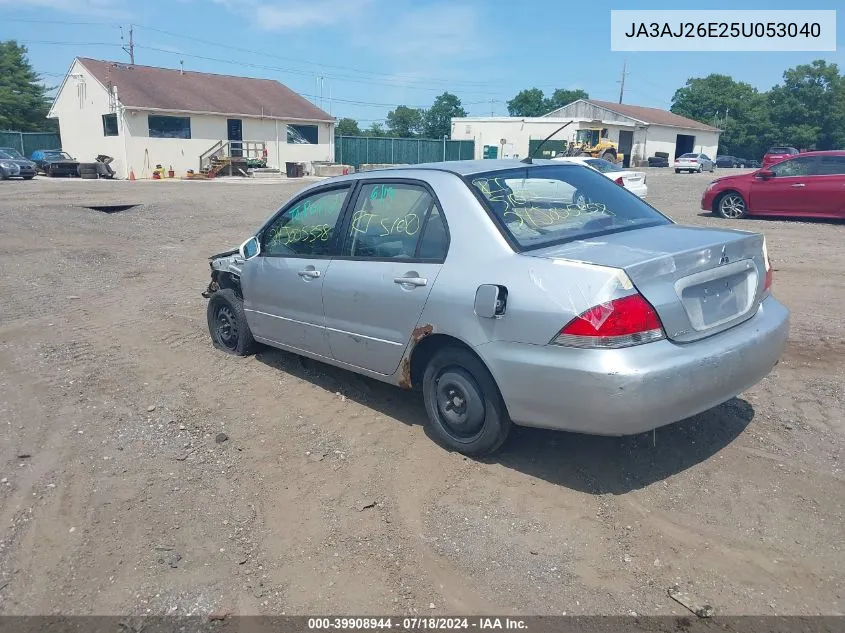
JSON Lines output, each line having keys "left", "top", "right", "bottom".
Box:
{"left": 206, "top": 288, "right": 256, "bottom": 356}
{"left": 422, "top": 347, "right": 511, "bottom": 456}
{"left": 717, "top": 192, "right": 747, "bottom": 219}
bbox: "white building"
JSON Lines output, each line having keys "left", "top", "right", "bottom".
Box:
{"left": 49, "top": 58, "right": 335, "bottom": 179}
{"left": 451, "top": 98, "right": 721, "bottom": 168}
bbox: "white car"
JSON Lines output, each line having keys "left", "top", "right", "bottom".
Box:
{"left": 552, "top": 156, "right": 648, "bottom": 198}
{"left": 674, "top": 152, "right": 715, "bottom": 173}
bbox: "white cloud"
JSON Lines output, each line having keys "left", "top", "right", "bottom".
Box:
{"left": 249, "top": 0, "right": 374, "bottom": 30}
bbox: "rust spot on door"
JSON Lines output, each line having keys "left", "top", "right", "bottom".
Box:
{"left": 412, "top": 324, "right": 433, "bottom": 342}
{"left": 398, "top": 324, "right": 434, "bottom": 389}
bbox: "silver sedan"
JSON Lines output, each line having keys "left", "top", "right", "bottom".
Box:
{"left": 203, "top": 159, "right": 789, "bottom": 455}
{"left": 674, "top": 153, "right": 715, "bottom": 173}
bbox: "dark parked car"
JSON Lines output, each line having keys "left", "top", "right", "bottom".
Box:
{"left": 0, "top": 149, "right": 37, "bottom": 179}
{"left": 31, "top": 149, "right": 79, "bottom": 177}
{"left": 715, "top": 155, "right": 750, "bottom": 168}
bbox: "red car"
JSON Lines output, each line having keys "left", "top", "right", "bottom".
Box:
{"left": 702, "top": 150, "right": 845, "bottom": 220}
{"left": 761, "top": 146, "right": 800, "bottom": 168}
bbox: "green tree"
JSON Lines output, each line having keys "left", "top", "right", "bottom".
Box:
{"left": 0, "top": 41, "right": 55, "bottom": 131}
{"left": 671, "top": 74, "right": 772, "bottom": 159}
{"left": 506, "top": 88, "right": 547, "bottom": 117}
{"left": 335, "top": 117, "right": 361, "bottom": 136}
{"left": 422, "top": 91, "right": 466, "bottom": 138}
{"left": 386, "top": 105, "right": 423, "bottom": 138}
{"left": 544, "top": 88, "right": 589, "bottom": 113}
{"left": 768, "top": 60, "right": 845, "bottom": 150}
{"left": 364, "top": 122, "right": 386, "bottom": 137}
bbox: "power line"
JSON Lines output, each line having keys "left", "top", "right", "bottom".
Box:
{"left": 134, "top": 25, "right": 503, "bottom": 90}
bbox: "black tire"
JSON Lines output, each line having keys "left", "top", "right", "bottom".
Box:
{"left": 572, "top": 190, "right": 589, "bottom": 208}
{"left": 422, "top": 347, "right": 511, "bottom": 456}
{"left": 23, "top": 175, "right": 34, "bottom": 180}
{"left": 206, "top": 288, "right": 256, "bottom": 356}
{"left": 675, "top": 169, "right": 681, "bottom": 173}
{"left": 80, "top": 172, "right": 98, "bottom": 180}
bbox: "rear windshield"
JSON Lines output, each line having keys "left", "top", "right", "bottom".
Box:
{"left": 584, "top": 158, "right": 624, "bottom": 173}
{"left": 768, "top": 147, "right": 796, "bottom": 154}
{"left": 468, "top": 165, "right": 669, "bottom": 251}
{"left": 679, "top": 153, "right": 697, "bottom": 158}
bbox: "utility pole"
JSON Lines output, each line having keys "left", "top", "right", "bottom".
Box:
{"left": 490, "top": 98, "right": 495, "bottom": 117}
{"left": 617, "top": 60, "right": 628, "bottom": 104}
{"left": 122, "top": 25, "right": 135, "bottom": 64}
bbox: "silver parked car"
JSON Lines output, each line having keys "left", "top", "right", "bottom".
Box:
{"left": 203, "top": 160, "right": 789, "bottom": 455}
{"left": 674, "top": 152, "right": 715, "bottom": 173}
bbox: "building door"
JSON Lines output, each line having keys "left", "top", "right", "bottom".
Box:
{"left": 227, "top": 119, "right": 243, "bottom": 158}
{"left": 618, "top": 130, "right": 634, "bottom": 167}
{"left": 675, "top": 134, "right": 695, "bottom": 158}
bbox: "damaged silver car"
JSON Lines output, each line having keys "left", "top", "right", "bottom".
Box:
{"left": 203, "top": 160, "right": 789, "bottom": 455}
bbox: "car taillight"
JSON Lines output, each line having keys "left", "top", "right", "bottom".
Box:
{"left": 762, "top": 238, "right": 773, "bottom": 292}
{"left": 614, "top": 176, "right": 624, "bottom": 187}
{"left": 552, "top": 293, "right": 665, "bottom": 349}
{"left": 689, "top": 159, "right": 698, "bottom": 163}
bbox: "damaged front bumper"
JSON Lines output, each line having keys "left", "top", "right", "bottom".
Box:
{"left": 201, "top": 249, "right": 245, "bottom": 298}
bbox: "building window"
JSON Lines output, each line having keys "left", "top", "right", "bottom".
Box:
{"left": 287, "top": 124, "right": 318, "bottom": 144}
{"left": 148, "top": 115, "right": 191, "bottom": 139}
{"left": 102, "top": 113, "right": 119, "bottom": 136}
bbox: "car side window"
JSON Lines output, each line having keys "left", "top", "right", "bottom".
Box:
{"left": 342, "top": 182, "right": 443, "bottom": 260}
{"left": 416, "top": 205, "right": 449, "bottom": 260}
{"left": 816, "top": 155, "right": 845, "bottom": 175}
{"left": 262, "top": 186, "right": 351, "bottom": 257}
{"left": 770, "top": 156, "right": 816, "bottom": 177}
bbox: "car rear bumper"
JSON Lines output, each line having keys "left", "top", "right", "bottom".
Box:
{"left": 477, "top": 296, "right": 789, "bottom": 436}
{"left": 627, "top": 183, "right": 647, "bottom": 198}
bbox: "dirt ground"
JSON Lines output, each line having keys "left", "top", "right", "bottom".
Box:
{"left": 0, "top": 169, "right": 842, "bottom": 617}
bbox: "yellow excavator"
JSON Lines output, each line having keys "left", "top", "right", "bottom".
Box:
{"left": 564, "top": 128, "right": 623, "bottom": 163}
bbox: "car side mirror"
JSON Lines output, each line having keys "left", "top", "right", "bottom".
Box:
{"left": 756, "top": 169, "right": 774, "bottom": 180}
{"left": 239, "top": 236, "right": 260, "bottom": 260}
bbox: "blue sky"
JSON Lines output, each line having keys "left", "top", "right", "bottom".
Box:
{"left": 2, "top": 0, "right": 843, "bottom": 125}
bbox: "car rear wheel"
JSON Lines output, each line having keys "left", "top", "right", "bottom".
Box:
{"left": 572, "top": 190, "right": 589, "bottom": 208}
{"left": 422, "top": 347, "right": 511, "bottom": 456}
{"left": 675, "top": 169, "right": 681, "bottom": 174}
{"left": 717, "top": 192, "right": 747, "bottom": 219}
{"left": 206, "top": 288, "right": 256, "bottom": 356}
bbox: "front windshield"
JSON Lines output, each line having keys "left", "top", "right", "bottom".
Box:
{"left": 45, "top": 151, "right": 71, "bottom": 160}
{"left": 584, "top": 158, "right": 623, "bottom": 173}
{"left": 0, "top": 148, "right": 24, "bottom": 159}
{"left": 0, "top": 151, "right": 12, "bottom": 160}
{"left": 469, "top": 165, "right": 669, "bottom": 250}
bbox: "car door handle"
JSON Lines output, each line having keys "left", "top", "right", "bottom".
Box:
{"left": 791, "top": 183, "right": 806, "bottom": 188}
{"left": 394, "top": 277, "right": 427, "bottom": 287}
{"left": 298, "top": 269, "right": 321, "bottom": 278}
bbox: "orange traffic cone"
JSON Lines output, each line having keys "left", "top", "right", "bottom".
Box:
{"left": 129, "top": 168, "right": 136, "bottom": 181}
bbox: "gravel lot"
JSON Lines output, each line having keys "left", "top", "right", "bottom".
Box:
{"left": 0, "top": 168, "right": 842, "bottom": 617}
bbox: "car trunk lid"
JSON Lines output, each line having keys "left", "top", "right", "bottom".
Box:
{"left": 527, "top": 225, "right": 767, "bottom": 343}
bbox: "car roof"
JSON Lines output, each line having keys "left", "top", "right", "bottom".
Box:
{"left": 773, "top": 150, "right": 845, "bottom": 157}
{"left": 354, "top": 158, "right": 577, "bottom": 178}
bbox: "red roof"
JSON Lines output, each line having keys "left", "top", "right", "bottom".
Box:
{"left": 77, "top": 58, "right": 333, "bottom": 122}
{"left": 579, "top": 99, "right": 720, "bottom": 132}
